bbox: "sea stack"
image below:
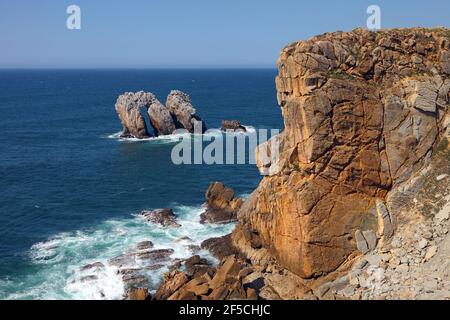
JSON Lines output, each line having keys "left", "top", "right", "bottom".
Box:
{"left": 166, "top": 90, "right": 207, "bottom": 134}
{"left": 115, "top": 91, "right": 154, "bottom": 139}
{"left": 115, "top": 90, "right": 206, "bottom": 138}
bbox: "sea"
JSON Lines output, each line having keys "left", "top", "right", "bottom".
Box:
{"left": 0, "top": 69, "right": 283, "bottom": 300}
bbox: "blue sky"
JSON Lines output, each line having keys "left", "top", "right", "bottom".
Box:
{"left": 0, "top": 0, "right": 449, "bottom": 68}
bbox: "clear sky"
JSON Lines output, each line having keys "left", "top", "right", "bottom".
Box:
{"left": 1, "top": 0, "right": 449, "bottom": 68}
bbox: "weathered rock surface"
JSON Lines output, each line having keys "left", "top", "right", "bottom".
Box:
{"left": 147, "top": 98, "right": 176, "bottom": 136}
{"left": 126, "top": 287, "right": 151, "bottom": 300}
{"left": 115, "top": 90, "right": 206, "bottom": 138}
{"left": 233, "top": 28, "right": 449, "bottom": 279}
{"left": 152, "top": 28, "right": 449, "bottom": 301}
{"left": 184, "top": 255, "right": 213, "bottom": 278}
{"left": 326, "top": 140, "right": 450, "bottom": 300}
{"left": 200, "top": 182, "right": 243, "bottom": 224}
{"left": 115, "top": 91, "right": 153, "bottom": 138}
{"left": 154, "top": 256, "right": 257, "bottom": 300}
{"left": 80, "top": 262, "right": 105, "bottom": 272}
{"left": 221, "top": 120, "right": 247, "bottom": 132}
{"left": 166, "top": 90, "right": 207, "bottom": 133}
{"left": 141, "top": 208, "right": 181, "bottom": 228}
{"left": 201, "top": 234, "right": 239, "bottom": 260}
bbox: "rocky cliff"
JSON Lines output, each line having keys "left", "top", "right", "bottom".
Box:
{"left": 233, "top": 27, "right": 449, "bottom": 281}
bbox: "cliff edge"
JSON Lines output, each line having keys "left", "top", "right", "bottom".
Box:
{"left": 233, "top": 27, "right": 449, "bottom": 280}
{"left": 153, "top": 27, "right": 450, "bottom": 300}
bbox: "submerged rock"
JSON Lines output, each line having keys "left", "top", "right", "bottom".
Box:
{"left": 154, "top": 256, "right": 257, "bottom": 301}
{"left": 135, "top": 240, "right": 154, "bottom": 251}
{"left": 122, "top": 273, "right": 149, "bottom": 290}
{"left": 221, "top": 120, "right": 247, "bottom": 132}
{"left": 154, "top": 271, "right": 189, "bottom": 300}
{"left": 136, "top": 248, "right": 175, "bottom": 263}
{"left": 141, "top": 209, "right": 181, "bottom": 228}
{"left": 80, "top": 262, "right": 105, "bottom": 272}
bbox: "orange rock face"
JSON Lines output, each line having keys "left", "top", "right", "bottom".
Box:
{"left": 234, "top": 28, "right": 449, "bottom": 278}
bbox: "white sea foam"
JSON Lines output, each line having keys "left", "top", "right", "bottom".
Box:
{"left": 1, "top": 204, "right": 234, "bottom": 300}
{"left": 106, "top": 125, "right": 256, "bottom": 143}
{"left": 106, "top": 131, "right": 189, "bottom": 144}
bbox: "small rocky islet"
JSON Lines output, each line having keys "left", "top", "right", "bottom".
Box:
{"left": 115, "top": 27, "right": 449, "bottom": 300}
{"left": 115, "top": 90, "right": 207, "bottom": 139}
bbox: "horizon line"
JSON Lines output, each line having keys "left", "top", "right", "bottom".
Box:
{"left": 0, "top": 66, "right": 278, "bottom": 71}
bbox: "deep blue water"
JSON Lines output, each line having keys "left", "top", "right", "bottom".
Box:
{"left": 0, "top": 69, "right": 282, "bottom": 299}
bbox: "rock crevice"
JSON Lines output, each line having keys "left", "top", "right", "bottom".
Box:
{"left": 233, "top": 27, "right": 449, "bottom": 279}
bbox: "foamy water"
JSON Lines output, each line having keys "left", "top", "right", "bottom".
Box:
{"left": 0, "top": 69, "right": 280, "bottom": 301}
{"left": 106, "top": 125, "right": 257, "bottom": 143}
{"left": 0, "top": 205, "right": 235, "bottom": 300}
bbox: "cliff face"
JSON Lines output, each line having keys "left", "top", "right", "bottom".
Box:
{"left": 233, "top": 28, "right": 450, "bottom": 278}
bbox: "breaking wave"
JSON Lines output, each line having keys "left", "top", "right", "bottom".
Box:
{"left": 0, "top": 205, "right": 235, "bottom": 300}
{"left": 105, "top": 125, "right": 257, "bottom": 143}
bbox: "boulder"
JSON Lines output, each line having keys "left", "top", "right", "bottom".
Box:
{"left": 200, "top": 182, "right": 243, "bottom": 224}
{"left": 166, "top": 90, "right": 206, "bottom": 133}
{"left": 136, "top": 249, "right": 175, "bottom": 263}
{"left": 221, "top": 120, "right": 247, "bottom": 132}
{"left": 209, "top": 256, "right": 241, "bottom": 289}
{"left": 141, "top": 209, "right": 181, "bottom": 228}
{"left": 154, "top": 271, "right": 189, "bottom": 300}
{"left": 122, "top": 273, "right": 150, "bottom": 290}
{"left": 109, "top": 247, "right": 174, "bottom": 269}
{"left": 126, "top": 288, "right": 151, "bottom": 300}
{"left": 201, "top": 234, "right": 238, "bottom": 260}
{"left": 184, "top": 255, "right": 212, "bottom": 278}
{"left": 154, "top": 256, "right": 256, "bottom": 301}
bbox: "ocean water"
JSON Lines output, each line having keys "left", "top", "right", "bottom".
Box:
{"left": 0, "top": 69, "right": 283, "bottom": 300}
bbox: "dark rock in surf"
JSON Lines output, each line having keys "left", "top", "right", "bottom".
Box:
{"left": 141, "top": 208, "right": 181, "bottom": 228}
{"left": 80, "top": 262, "right": 105, "bottom": 272}
{"left": 201, "top": 234, "right": 239, "bottom": 260}
{"left": 135, "top": 240, "right": 154, "bottom": 251}
{"left": 221, "top": 120, "right": 247, "bottom": 132}
{"left": 136, "top": 248, "right": 175, "bottom": 263}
